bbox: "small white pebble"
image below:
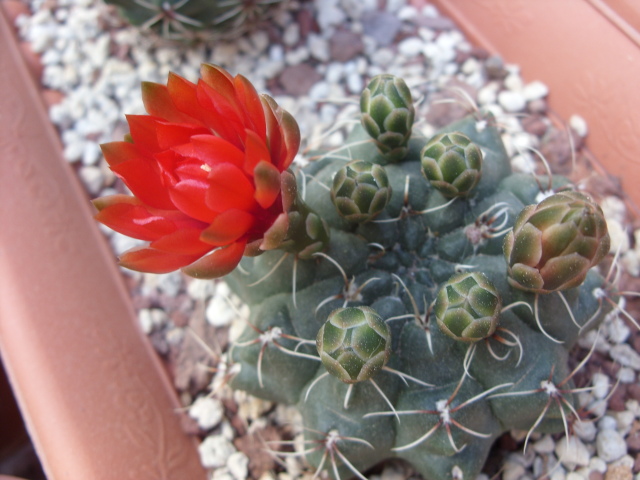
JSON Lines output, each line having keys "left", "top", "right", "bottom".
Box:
{"left": 573, "top": 420, "right": 597, "bottom": 442}
{"left": 533, "top": 435, "right": 556, "bottom": 454}
{"left": 599, "top": 415, "right": 618, "bottom": 431}
{"left": 502, "top": 461, "right": 525, "bottom": 480}
{"left": 398, "top": 37, "right": 425, "bottom": 57}
{"left": 589, "top": 456, "right": 607, "bottom": 473}
{"left": 555, "top": 436, "right": 590, "bottom": 469}
{"left": 523, "top": 80, "right": 549, "bottom": 101}
{"left": 198, "top": 435, "right": 236, "bottom": 469}
{"left": 498, "top": 90, "right": 526, "bottom": 112}
{"left": 282, "top": 23, "right": 300, "bottom": 46}
{"left": 227, "top": 451, "right": 249, "bottom": 480}
{"left": 206, "top": 294, "right": 235, "bottom": 327}
{"left": 607, "top": 219, "right": 631, "bottom": 254}
{"left": 549, "top": 467, "right": 567, "bottom": 480}
{"left": 596, "top": 429, "right": 627, "bottom": 462}
{"left": 477, "top": 84, "right": 498, "bottom": 105}
{"left": 592, "top": 372, "right": 611, "bottom": 399}
{"left": 78, "top": 165, "right": 105, "bottom": 195}
{"left": 618, "top": 367, "right": 636, "bottom": 384}
{"left": 189, "top": 396, "right": 224, "bottom": 430}
{"left": 615, "top": 410, "right": 635, "bottom": 433}
{"left": 504, "top": 73, "right": 524, "bottom": 91}
{"left": 569, "top": 114, "right": 588, "bottom": 137}
{"left": 565, "top": 473, "right": 586, "bottom": 480}
{"left": 610, "top": 344, "right": 640, "bottom": 370}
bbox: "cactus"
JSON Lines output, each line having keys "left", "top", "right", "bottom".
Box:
{"left": 223, "top": 76, "right": 616, "bottom": 479}
{"left": 103, "top": 0, "right": 289, "bottom": 41}
{"left": 94, "top": 68, "right": 620, "bottom": 479}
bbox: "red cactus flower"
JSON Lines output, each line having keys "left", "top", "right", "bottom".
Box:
{"left": 93, "top": 64, "right": 300, "bottom": 278}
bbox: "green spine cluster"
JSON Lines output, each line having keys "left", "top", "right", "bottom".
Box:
{"left": 224, "top": 74, "right": 615, "bottom": 479}
{"left": 104, "top": 0, "right": 288, "bottom": 41}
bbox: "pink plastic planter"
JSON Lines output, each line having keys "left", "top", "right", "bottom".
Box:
{"left": 0, "top": 7, "right": 206, "bottom": 480}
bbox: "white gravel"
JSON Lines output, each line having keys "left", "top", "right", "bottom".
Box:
{"left": 14, "top": 0, "right": 640, "bottom": 479}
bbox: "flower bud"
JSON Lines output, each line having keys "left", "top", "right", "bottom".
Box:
{"left": 421, "top": 132, "right": 482, "bottom": 198}
{"left": 316, "top": 306, "right": 391, "bottom": 383}
{"left": 504, "top": 191, "right": 610, "bottom": 293}
{"left": 331, "top": 160, "right": 392, "bottom": 223}
{"left": 435, "top": 272, "right": 501, "bottom": 342}
{"left": 360, "top": 74, "right": 415, "bottom": 162}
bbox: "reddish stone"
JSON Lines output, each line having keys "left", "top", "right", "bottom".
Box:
{"left": 628, "top": 383, "right": 640, "bottom": 402}
{"left": 607, "top": 382, "right": 628, "bottom": 412}
{"left": 522, "top": 115, "right": 549, "bottom": 137}
{"left": 234, "top": 426, "right": 282, "bottom": 479}
{"left": 278, "top": 64, "right": 322, "bottom": 96}
{"left": 296, "top": 6, "right": 319, "bottom": 39}
{"left": 329, "top": 29, "right": 364, "bottom": 63}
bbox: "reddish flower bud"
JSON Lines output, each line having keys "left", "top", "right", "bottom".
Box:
{"left": 93, "top": 64, "right": 301, "bottom": 278}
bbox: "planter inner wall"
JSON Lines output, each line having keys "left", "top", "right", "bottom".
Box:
{"left": 0, "top": 8, "right": 206, "bottom": 480}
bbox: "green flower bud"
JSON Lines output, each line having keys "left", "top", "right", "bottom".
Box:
{"left": 435, "top": 272, "right": 502, "bottom": 342}
{"left": 360, "top": 74, "right": 415, "bottom": 162}
{"left": 504, "top": 191, "right": 611, "bottom": 293}
{"left": 420, "top": 132, "right": 483, "bottom": 198}
{"left": 316, "top": 306, "right": 391, "bottom": 383}
{"left": 331, "top": 160, "right": 392, "bottom": 223}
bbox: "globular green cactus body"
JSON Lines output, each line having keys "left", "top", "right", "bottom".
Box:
{"left": 225, "top": 76, "right": 613, "bottom": 479}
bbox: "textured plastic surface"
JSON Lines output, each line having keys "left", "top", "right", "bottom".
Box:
{"left": 0, "top": 8, "right": 206, "bottom": 480}
{"left": 429, "top": 0, "right": 640, "bottom": 210}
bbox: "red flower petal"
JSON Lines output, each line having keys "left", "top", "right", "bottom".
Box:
{"left": 167, "top": 72, "right": 204, "bottom": 123}
{"left": 200, "top": 64, "right": 237, "bottom": 104}
{"left": 150, "top": 228, "right": 214, "bottom": 255}
{"left": 187, "top": 135, "right": 244, "bottom": 169}
{"left": 261, "top": 95, "right": 300, "bottom": 171}
{"left": 154, "top": 121, "right": 208, "bottom": 150}
{"left": 95, "top": 202, "right": 177, "bottom": 241}
{"left": 253, "top": 160, "right": 281, "bottom": 209}
{"left": 102, "top": 142, "right": 175, "bottom": 210}
{"left": 119, "top": 246, "right": 200, "bottom": 273}
{"left": 234, "top": 75, "right": 267, "bottom": 142}
{"left": 196, "top": 80, "right": 245, "bottom": 148}
{"left": 141, "top": 81, "right": 198, "bottom": 125}
{"left": 169, "top": 179, "right": 217, "bottom": 223}
{"left": 126, "top": 115, "right": 162, "bottom": 153}
{"left": 92, "top": 193, "right": 140, "bottom": 211}
{"left": 200, "top": 209, "right": 254, "bottom": 246}
{"left": 181, "top": 239, "right": 247, "bottom": 279}
{"left": 205, "top": 163, "right": 256, "bottom": 212}
{"left": 243, "top": 129, "right": 272, "bottom": 175}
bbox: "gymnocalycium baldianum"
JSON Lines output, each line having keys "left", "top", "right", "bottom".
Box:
{"left": 95, "top": 66, "right": 631, "bottom": 480}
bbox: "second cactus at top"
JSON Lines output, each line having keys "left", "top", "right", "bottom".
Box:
{"left": 104, "top": 0, "right": 289, "bottom": 41}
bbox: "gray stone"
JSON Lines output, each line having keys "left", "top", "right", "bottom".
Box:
{"left": 362, "top": 10, "right": 401, "bottom": 47}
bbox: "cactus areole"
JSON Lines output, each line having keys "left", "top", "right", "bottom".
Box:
{"left": 95, "top": 66, "right": 618, "bottom": 479}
